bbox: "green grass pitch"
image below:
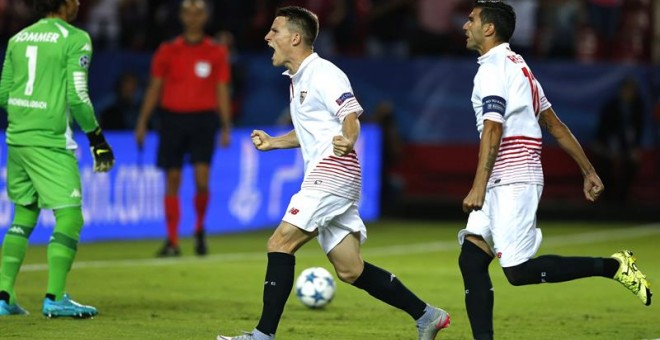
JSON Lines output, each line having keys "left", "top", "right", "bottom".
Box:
{"left": 1, "top": 220, "right": 659, "bottom": 339}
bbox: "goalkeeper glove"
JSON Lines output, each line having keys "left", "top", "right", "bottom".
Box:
{"left": 86, "top": 127, "right": 115, "bottom": 172}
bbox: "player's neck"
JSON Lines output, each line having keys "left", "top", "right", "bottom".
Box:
{"left": 479, "top": 40, "right": 505, "bottom": 56}
{"left": 183, "top": 31, "right": 205, "bottom": 44}
{"left": 45, "top": 13, "right": 68, "bottom": 22}
{"left": 286, "top": 50, "right": 314, "bottom": 75}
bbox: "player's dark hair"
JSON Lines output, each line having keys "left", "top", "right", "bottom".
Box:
{"left": 33, "top": 0, "right": 67, "bottom": 17}
{"left": 474, "top": 0, "right": 516, "bottom": 43}
{"left": 275, "top": 6, "right": 319, "bottom": 48}
{"left": 180, "top": 0, "right": 207, "bottom": 10}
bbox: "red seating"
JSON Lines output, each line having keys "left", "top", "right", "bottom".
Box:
{"left": 391, "top": 144, "right": 659, "bottom": 204}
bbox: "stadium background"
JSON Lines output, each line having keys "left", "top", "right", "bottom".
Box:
{"left": 1, "top": 0, "right": 658, "bottom": 237}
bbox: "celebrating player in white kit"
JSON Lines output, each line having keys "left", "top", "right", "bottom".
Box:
{"left": 218, "top": 6, "right": 449, "bottom": 340}
{"left": 458, "top": 1, "right": 652, "bottom": 339}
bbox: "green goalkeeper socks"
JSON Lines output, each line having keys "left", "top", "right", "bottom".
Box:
{"left": 47, "top": 207, "right": 83, "bottom": 300}
{"left": 0, "top": 204, "right": 39, "bottom": 304}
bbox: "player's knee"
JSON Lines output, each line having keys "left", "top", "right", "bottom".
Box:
{"left": 503, "top": 264, "right": 530, "bottom": 286}
{"left": 266, "top": 234, "right": 296, "bottom": 254}
{"left": 53, "top": 207, "right": 84, "bottom": 243}
{"left": 459, "top": 240, "right": 492, "bottom": 273}
{"left": 54, "top": 207, "right": 84, "bottom": 229}
{"left": 334, "top": 266, "right": 361, "bottom": 283}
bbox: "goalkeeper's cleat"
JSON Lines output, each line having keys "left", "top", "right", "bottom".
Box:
{"left": 0, "top": 300, "right": 29, "bottom": 316}
{"left": 611, "top": 250, "right": 652, "bottom": 306}
{"left": 217, "top": 329, "right": 274, "bottom": 340}
{"left": 194, "top": 229, "right": 208, "bottom": 256}
{"left": 42, "top": 294, "right": 97, "bottom": 318}
{"left": 417, "top": 306, "right": 451, "bottom": 340}
{"left": 156, "top": 240, "right": 181, "bottom": 258}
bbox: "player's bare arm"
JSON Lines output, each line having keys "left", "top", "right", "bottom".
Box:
{"left": 216, "top": 82, "right": 232, "bottom": 147}
{"left": 332, "top": 112, "right": 360, "bottom": 156}
{"left": 463, "top": 119, "right": 502, "bottom": 213}
{"left": 135, "top": 77, "right": 164, "bottom": 148}
{"left": 539, "top": 107, "right": 604, "bottom": 201}
{"left": 251, "top": 129, "right": 300, "bottom": 151}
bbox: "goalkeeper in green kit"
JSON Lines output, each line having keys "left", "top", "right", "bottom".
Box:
{"left": 0, "top": 0, "right": 114, "bottom": 317}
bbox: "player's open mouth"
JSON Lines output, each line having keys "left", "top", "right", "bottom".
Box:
{"left": 268, "top": 44, "right": 276, "bottom": 57}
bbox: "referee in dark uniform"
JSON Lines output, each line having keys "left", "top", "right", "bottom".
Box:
{"left": 135, "top": 0, "right": 231, "bottom": 257}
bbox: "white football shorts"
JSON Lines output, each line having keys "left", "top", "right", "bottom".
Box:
{"left": 282, "top": 189, "right": 367, "bottom": 254}
{"left": 458, "top": 183, "right": 543, "bottom": 267}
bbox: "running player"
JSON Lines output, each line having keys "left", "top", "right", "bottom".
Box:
{"left": 458, "top": 2, "right": 652, "bottom": 339}
{"left": 218, "top": 6, "right": 449, "bottom": 340}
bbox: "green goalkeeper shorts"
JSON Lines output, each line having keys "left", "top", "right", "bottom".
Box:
{"left": 7, "top": 146, "right": 83, "bottom": 209}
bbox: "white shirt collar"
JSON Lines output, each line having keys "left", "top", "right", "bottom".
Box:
{"left": 477, "top": 43, "right": 510, "bottom": 64}
{"left": 283, "top": 52, "right": 319, "bottom": 78}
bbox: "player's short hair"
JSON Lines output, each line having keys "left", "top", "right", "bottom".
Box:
{"left": 33, "top": 0, "right": 67, "bottom": 16}
{"left": 181, "top": 0, "right": 207, "bottom": 11}
{"left": 275, "top": 6, "right": 319, "bottom": 48}
{"left": 474, "top": 0, "right": 516, "bottom": 43}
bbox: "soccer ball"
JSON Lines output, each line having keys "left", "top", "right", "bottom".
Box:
{"left": 295, "top": 267, "right": 336, "bottom": 308}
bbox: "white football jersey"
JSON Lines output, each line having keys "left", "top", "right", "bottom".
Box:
{"left": 471, "top": 43, "right": 552, "bottom": 188}
{"left": 284, "top": 53, "right": 364, "bottom": 201}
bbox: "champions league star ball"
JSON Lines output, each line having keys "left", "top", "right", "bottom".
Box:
{"left": 295, "top": 267, "right": 336, "bottom": 308}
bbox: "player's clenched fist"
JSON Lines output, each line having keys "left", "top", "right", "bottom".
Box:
{"left": 251, "top": 130, "right": 272, "bottom": 151}
{"left": 332, "top": 135, "right": 353, "bottom": 156}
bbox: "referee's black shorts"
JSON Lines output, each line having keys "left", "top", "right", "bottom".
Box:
{"left": 157, "top": 109, "right": 219, "bottom": 169}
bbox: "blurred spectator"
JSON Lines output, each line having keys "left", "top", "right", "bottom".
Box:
{"left": 281, "top": 0, "right": 345, "bottom": 56}
{"left": 119, "top": 0, "right": 149, "bottom": 50}
{"left": 410, "top": 0, "right": 467, "bottom": 56}
{"left": 586, "top": 0, "right": 622, "bottom": 59}
{"left": 366, "top": 0, "right": 414, "bottom": 59}
{"left": 592, "top": 77, "right": 645, "bottom": 203}
{"left": 215, "top": 30, "right": 247, "bottom": 122}
{"left": 211, "top": 1, "right": 260, "bottom": 51}
{"left": 146, "top": 0, "right": 183, "bottom": 49}
{"left": 333, "top": 0, "right": 370, "bottom": 56}
{"left": 87, "top": 0, "right": 121, "bottom": 50}
{"left": 537, "top": 0, "right": 585, "bottom": 59}
{"left": 614, "top": 0, "right": 652, "bottom": 62}
{"left": 99, "top": 72, "right": 144, "bottom": 130}
{"left": 508, "top": 0, "right": 539, "bottom": 56}
{"left": 0, "top": 0, "right": 34, "bottom": 43}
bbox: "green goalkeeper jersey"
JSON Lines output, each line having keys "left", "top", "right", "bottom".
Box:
{"left": 0, "top": 17, "right": 99, "bottom": 149}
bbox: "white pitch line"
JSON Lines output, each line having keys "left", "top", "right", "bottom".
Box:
{"left": 20, "top": 224, "right": 660, "bottom": 272}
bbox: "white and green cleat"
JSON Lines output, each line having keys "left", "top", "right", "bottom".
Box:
{"left": 611, "top": 250, "right": 652, "bottom": 306}
{"left": 42, "top": 294, "right": 98, "bottom": 318}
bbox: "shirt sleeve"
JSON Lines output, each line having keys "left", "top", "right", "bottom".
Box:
{"left": 0, "top": 44, "right": 13, "bottom": 111}
{"left": 536, "top": 79, "right": 552, "bottom": 111}
{"left": 151, "top": 44, "right": 168, "bottom": 79}
{"left": 478, "top": 64, "right": 506, "bottom": 124}
{"left": 215, "top": 45, "right": 231, "bottom": 84}
{"left": 67, "top": 30, "right": 98, "bottom": 133}
{"left": 317, "top": 68, "right": 363, "bottom": 122}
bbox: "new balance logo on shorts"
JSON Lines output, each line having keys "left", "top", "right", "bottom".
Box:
{"left": 289, "top": 208, "right": 299, "bottom": 215}
{"left": 70, "top": 189, "right": 81, "bottom": 198}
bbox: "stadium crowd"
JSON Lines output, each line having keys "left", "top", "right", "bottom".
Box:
{"left": 0, "top": 0, "right": 654, "bottom": 63}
